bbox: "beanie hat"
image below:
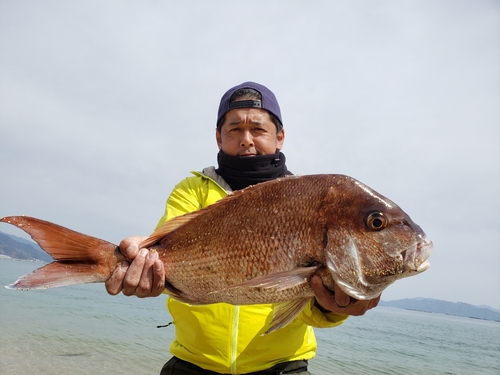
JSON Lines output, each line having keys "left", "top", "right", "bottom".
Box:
{"left": 217, "top": 82, "right": 283, "bottom": 131}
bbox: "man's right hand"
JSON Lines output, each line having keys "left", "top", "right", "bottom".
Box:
{"left": 105, "top": 236, "right": 166, "bottom": 298}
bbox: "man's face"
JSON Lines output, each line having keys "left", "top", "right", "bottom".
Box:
{"left": 216, "top": 107, "right": 285, "bottom": 157}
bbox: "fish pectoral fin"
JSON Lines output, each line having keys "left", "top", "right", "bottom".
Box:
{"left": 220, "top": 266, "right": 320, "bottom": 293}
{"left": 264, "top": 298, "right": 312, "bottom": 335}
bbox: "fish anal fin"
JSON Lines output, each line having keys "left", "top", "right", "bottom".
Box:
{"left": 264, "top": 298, "right": 312, "bottom": 335}
{"left": 6, "top": 262, "right": 107, "bottom": 290}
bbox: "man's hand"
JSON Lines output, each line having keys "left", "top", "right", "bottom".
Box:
{"left": 105, "top": 236, "right": 166, "bottom": 298}
{"left": 310, "top": 275, "right": 380, "bottom": 316}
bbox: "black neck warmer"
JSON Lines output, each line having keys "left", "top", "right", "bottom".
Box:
{"left": 215, "top": 150, "right": 292, "bottom": 191}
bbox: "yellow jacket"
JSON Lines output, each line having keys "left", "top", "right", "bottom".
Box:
{"left": 156, "top": 167, "right": 348, "bottom": 374}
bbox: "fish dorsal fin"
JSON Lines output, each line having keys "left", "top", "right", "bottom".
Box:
{"left": 139, "top": 210, "right": 206, "bottom": 248}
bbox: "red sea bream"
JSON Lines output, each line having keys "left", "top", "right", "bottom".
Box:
{"left": 1, "top": 174, "right": 433, "bottom": 332}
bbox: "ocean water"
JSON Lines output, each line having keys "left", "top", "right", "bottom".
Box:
{"left": 1, "top": 257, "right": 499, "bottom": 375}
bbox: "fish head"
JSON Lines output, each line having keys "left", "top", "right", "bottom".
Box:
{"left": 319, "top": 176, "right": 433, "bottom": 300}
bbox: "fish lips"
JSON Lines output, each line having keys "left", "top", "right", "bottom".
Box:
{"left": 402, "top": 238, "right": 433, "bottom": 272}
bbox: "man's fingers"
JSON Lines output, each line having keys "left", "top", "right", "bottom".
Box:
{"left": 310, "top": 275, "right": 331, "bottom": 299}
{"left": 105, "top": 262, "right": 129, "bottom": 295}
{"left": 136, "top": 250, "right": 158, "bottom": 298}
{"left": 310, "top": 275, "right": 381, "bottom": 315}
{"left": 333, "top": 282, "right": 351, "bottom": 308}
{"left": 119, "top": 236, "right": 147, "bottom": 260}
{"left": 122, "top": 248, "right": 148, "bottom": 296}
{"left": 369, "top": 294, "right": 381, "bottom": 309}
{"left": 106, "top": 236, "right": 163, "bottom": 298}
{"left": 151, "top": 258, "right": 166, "bottom": 297}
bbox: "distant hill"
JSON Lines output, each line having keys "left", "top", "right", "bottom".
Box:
{"left": 380, "top": 298, "right": 500, "bottom": 322}
{"left": 0, "top": 231, "right": 53, "bottom": 262}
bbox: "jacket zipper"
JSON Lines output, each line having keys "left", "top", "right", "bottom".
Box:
{"left": 230, "top": 305, "right": 240, "bottom": 374}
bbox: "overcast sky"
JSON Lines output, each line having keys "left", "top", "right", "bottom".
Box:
{"left": 1, "top": 1, "right": 499, "bottom": 310}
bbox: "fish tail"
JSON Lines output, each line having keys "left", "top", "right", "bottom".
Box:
{"left": 1, "top": 216, "right": 123, "bottom": 290}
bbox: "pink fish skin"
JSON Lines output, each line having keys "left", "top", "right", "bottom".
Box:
{"left": 1, "top": 174, "right": 432, "bottom": 333}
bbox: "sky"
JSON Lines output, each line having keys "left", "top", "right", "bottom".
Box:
{"left": 1, "top": 1, "right": 499, "bottom": 310}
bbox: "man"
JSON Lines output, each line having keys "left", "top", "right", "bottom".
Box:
{"left": 106, "top": 82, "right": 380, "bottom": 374}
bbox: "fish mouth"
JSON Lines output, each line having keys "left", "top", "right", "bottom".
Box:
{"left": 402, "top": 238, "right": 433, "bottom": 272}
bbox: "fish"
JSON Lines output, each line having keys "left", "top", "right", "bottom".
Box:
{"left": 1, "top": 174, "right": 433, "bottom": 333}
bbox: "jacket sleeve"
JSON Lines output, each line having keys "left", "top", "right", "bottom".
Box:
{"left": 298, "top": 299, "right": 349, "bottom": 328}
{"left": 156, "top": 177, "right": 204, "bottom": 228}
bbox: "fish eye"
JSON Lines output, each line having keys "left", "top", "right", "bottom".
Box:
{"left": 366, "top": 212, "right": 388, "bottom": 231}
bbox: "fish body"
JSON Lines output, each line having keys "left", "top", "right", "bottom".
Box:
{"left": 1, "top": 174, "right": 432, "bottom": 332}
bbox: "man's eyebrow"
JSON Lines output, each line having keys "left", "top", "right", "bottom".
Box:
{"left": 227, "top": 120, "right": 265, "bottom": 126}
{"left": 250, "top": 120, "right": 265, "bottom": 126}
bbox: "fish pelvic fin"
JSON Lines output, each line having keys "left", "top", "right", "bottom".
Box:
{"left": 163, "top": 280, "right": 197, "bottom": 304}
{"left": 1, "top": 216, "right": 121, "bottom": 290}
{"left": 265, "top": 298, "right": 312, "bottom": 335}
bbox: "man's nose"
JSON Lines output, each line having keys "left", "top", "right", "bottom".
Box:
{"left": 240, "top": 130, "right": 254, "bottom": 147}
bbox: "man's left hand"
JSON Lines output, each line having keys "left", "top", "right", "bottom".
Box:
{"left": 310, "top": 275, "right": 380, "bottom": 316}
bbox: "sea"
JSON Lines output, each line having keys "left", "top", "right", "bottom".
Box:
{"left": 0, "top": 257, "right": 499, "bottom": 375}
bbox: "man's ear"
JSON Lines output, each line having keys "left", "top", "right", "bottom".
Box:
{"left": 216, "top": 128, "right": 222, "bottom": 150}
{"left": 276, "top": 128, "right": 285, "bottom": 151}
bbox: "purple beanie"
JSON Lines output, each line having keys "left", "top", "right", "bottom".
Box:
{"left": 217, "top": 82, "right": 283, "bottom": 130}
